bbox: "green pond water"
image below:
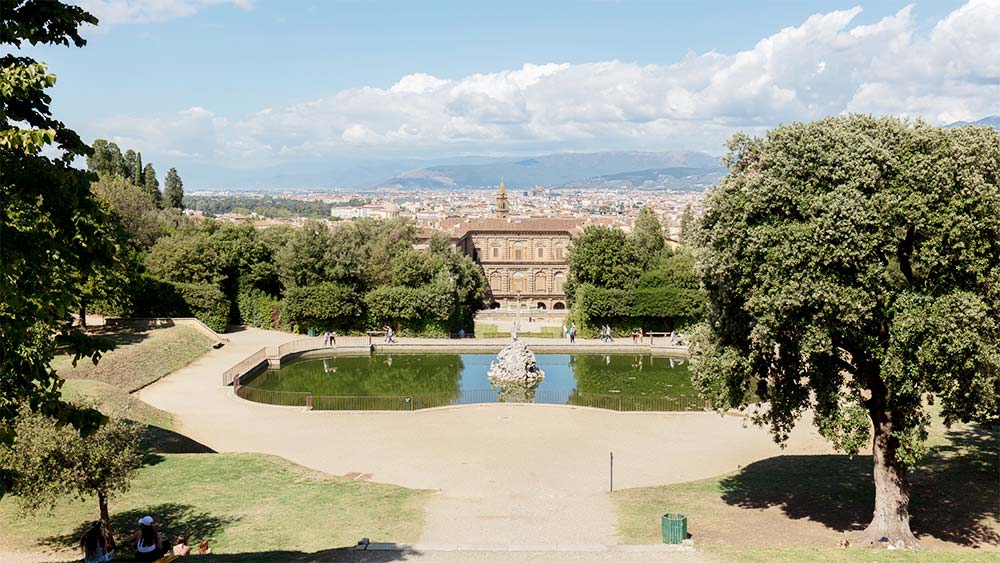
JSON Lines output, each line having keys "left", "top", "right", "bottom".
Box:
{"left": 243, "top": 353, "right": 698, "bottom": 410}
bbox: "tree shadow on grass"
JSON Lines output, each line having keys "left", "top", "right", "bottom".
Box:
{"left": 40, "top": 503, "right": 239, "bottom": 554}
{"left": 718, "top": 426, "right": 999, "bottom": 547}
{"left": 195, "top": 546, "right": 426, "bottom": 562}
{"left": 141, "top": 425, "right": 216, "bottom": 454}
{"left": 45, "top": 546, "right": 424, "bottom": 562}
{"left": 86, "top": 327, "right": 152, "bottom": 346}
{"left": 908, "top": 427, "right": 999, "bottom": 546}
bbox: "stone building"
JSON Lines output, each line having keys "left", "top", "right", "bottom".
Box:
{"left": 443, "top": 182, "right": 586, "bottom": 310}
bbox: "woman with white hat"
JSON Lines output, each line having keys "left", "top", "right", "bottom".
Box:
{"left": 131, "top": 515, "right": 164, "bottom": 561}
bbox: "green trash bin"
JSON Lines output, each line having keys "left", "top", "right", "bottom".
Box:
{"left": 661, "top": 513, "right": 687, "bottom": 544}
{"left": 307, "top": 328, "right": 316, "bottom": 337}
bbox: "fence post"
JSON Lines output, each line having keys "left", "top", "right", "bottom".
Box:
{"left": 306, "top": 394, "right": 313, "bottom": 410}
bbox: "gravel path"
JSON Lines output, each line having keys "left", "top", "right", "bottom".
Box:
{"left": 136, "top": 327, "right": 835, "bottom": 548}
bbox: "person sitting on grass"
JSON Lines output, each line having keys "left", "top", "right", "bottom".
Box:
{"left": 197, "top": 540, "right": 212, "bottom": 555}
{"left": 172, "top": 536, "right": 191, "bottom": 556}
{"left": 132, "top": 515, "right": 164, "bottom": 561}
{"left": 80, "top": 520, "right": 115, "bottom": 563}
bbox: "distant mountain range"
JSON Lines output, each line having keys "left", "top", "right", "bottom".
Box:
{"left": 565, "top": 166, "right": 726, "bottom": 190}
{"left": 945, "top": 116, "right": 1000, "bottom": 129}
{"left": 379, "top": 151, "right": 723, "bottom": 190}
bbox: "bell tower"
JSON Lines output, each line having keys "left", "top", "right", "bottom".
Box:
{"left": 495, "top": 179, "right": 509, "bottom": 218}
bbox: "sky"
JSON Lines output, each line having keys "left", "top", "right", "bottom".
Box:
{"left": 21, "top": 0, "right": 1000, "bottom": 188}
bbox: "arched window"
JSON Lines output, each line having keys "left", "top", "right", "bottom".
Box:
{"left": 512, "top": 241, "right": 526, "bottom": 261}
{"left": 553, "top": 302, "right": 566, "bottom": 310}
{"left": 534, "top": 272, "right": 547, "bottom": 293}
{"left": 553, "top": 272, "right": 566, "bottom": 293}
{"left": 510, "top": 272, "right": 526, "bottom": 293}
{"left": 536, "top": 302, "right": 547, "bottom": 310}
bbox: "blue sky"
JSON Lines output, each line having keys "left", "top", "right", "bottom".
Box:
{"left": 24, "top": 0, "right": 999, "bottom": 187}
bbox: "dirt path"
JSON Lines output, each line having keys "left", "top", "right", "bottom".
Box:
{"left": 137, "top": 328, "right": 835, "bottom": 547}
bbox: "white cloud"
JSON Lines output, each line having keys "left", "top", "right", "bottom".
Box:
{"left": 91, "top": 0, "right": 1000, "bottom": 167}
{"left": 77, "top": 0, "right": 251, "bottom": 27}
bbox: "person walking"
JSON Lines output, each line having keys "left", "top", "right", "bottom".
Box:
{"left": 322, "top": 330, "right": 330, "bottom": 346}
{"left": 570, "top": 324, "right": 577, "bottom": 343}
{"left": 605, "top": 325, "right": 613, "bottom": 342}
{"left": 330, "top": 331, "right": 336, "bottom": 347}
{"left": 562, "top": 323, "right": 568, "bottom": 339}
{"left": 79, "top": 521, "right": 115, "bottom": 563}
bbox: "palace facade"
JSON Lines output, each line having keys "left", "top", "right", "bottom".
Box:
{"left": 439, "top": 182, "right": 587, "bottom": 310}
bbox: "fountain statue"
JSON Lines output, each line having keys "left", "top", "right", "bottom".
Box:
{"left": 487, "top": 341, "right": 545, "bottom": 403}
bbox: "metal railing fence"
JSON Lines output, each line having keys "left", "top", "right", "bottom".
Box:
{"left": 273, "top": 335, "right": 372, "bottom": 357}
{"left": 222, "top": 347, "right": 267, "bottom": 386}
{"left": 235, "top": 385, "right": 708, "bottom": 412}
{"left": 235, "top": 385, "right": 311, "bottom": 407}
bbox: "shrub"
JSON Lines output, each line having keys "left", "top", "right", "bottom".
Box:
{"left": 129, "top": 276, "right": 228, "bottom": 332}
{"left": 236, "top": 288, "right": 280, "bottom": 330}
{"left": 172, "top": 282, "right": 229, "bottom": 333}
{"left": 283, "top": 282, "right": 361, "bottom": 331}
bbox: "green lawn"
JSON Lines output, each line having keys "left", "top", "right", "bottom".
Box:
{"left": 61, "top": 379, "right": 175, "bottom": 431}
{"left": 53, "top": 326, "right": 214, "bottom": 392}
{"left": 612, "top": 424, "right": 999, "bottom": 563}
{"left": 2, "top": 329, "right": 430, "bottom": 562}
{"left": 0, "top": 452, "right": 429, "bottom": 561}
{"left": 476, "top": 323, "right": 565, "bottom": 338}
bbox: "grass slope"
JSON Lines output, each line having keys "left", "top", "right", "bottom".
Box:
{"left": 0, "top": 452, "right": 428, "bottom": 560}
{"left": 53, "top": 326, "right": 213, "bottom": 392}
{"left": 4, "top": 331, "right": 428, "bottom": 562}
{"left": 612, "top": 424, "right": 998, "bottom": 563}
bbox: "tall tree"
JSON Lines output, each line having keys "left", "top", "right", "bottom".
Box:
{"left": 145, "top": 231, "right": 224, "bottom": 286}
{"left": 631, "top": 205, "right": 666, "bottom": 266}
{"left": 92, "top": 175, "right": 160, "bottom": 247}
{"left": 86, "top": 138, "right": 125, "bottom": 179}
{"left": 122, "top": 149, "right": 138, "bottom": 183}
{"left": 691, "top": 116, "right": 1000, "bottom": 548}
{"left": 142, "top": 162, "right": 161, "bottom": 208}
{"left": 0, "top": 0, "right": 113, "bottom": 480}
{"left": 133, "top": 151, "right": 143, "bottom": 186}
{"left": 164, "top": 167, "right": 184, "bottom": 209}
{"left": 679, "top": 203, "right": 694, "bottom": 245}
{"left": 565, "top": 226, "right": 643, "bottom": 302}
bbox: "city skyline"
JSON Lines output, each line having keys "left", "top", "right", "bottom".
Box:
{"left": 24, "top": 0, "right": 999, "bottom": 188}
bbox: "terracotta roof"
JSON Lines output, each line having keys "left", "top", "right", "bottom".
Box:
{"left": 435, "top": 217, "right": 588, "bottom": 238}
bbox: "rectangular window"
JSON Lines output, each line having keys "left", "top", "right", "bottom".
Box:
{"left": 492, "top": 247, "right": 499, "bottom": 258}
{"left": 537, "top": 248, "right": 544, "bottom": 258}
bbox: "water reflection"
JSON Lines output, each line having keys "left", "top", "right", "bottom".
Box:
{"left": 246, "top": 353, "right": 693, "bottom": 408}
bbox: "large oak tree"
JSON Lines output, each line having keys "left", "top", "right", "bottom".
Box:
{"left": 690, "top": 115, "right": 999, "bottom": 547}
{"left": 1, "top": 0, "right": 115, "bottom": 489}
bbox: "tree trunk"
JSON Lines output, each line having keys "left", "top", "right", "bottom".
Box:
{"left": 98, "top": 490, "right": 109, "bottom": 526}
{"left": 853, "top": 407, "right": 921, "bottom": 548}
{"left": 79, "top": 299, "right": 88, "bottom": 329}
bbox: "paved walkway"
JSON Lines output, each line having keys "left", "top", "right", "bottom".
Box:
{"left": 137, "top": 327, "right": 835, "bottom": 548}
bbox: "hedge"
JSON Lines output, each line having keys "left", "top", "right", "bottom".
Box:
{"left": 574, "top": 283, "right": 705, "bottom": 333}
{"left": 129, "top": 276, "right": 229, "bottom": 332}
{"left": 282, "top": 282, "right": 361, "bottom": 330}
